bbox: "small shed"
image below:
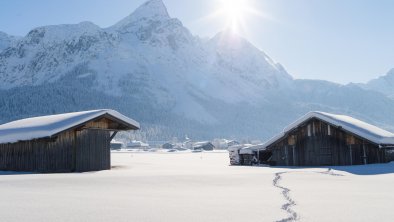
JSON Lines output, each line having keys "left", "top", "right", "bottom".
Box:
{"left": 229, "top": 144, "right": 267, "bottom": 165}
{"left": 263, "top": 111, "right": 394, "bottom": 166}
{"left": 0, "top": 109, "right": 139, "bottom": 173}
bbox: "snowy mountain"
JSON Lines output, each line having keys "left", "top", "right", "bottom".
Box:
{"left": 0, "top": 31, "right": 18, "bottom": 51}
{"left": 360, "top": 69, "right": 394, "bottom": 99}
{"left": 1, "top": 0, "right": 394, "bottom": 140}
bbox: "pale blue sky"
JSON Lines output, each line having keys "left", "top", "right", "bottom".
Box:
{"left": 0, "top": 0, "right": 393, "bottom": 84}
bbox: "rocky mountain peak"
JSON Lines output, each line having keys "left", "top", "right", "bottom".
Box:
{"left": 134, "top": 0, "right": 169, "bottom": 18}
{"left": 110, "top": 0, "right": 170, "bottom": 31}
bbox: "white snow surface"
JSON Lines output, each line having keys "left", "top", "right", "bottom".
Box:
{"left": 0, "top": 109, "right": 139, "bottom": 144}
{"left": 263, "top": 111, "right": 394, "bottom": 148}
{"left": 0, "top": 152, "right": 394, "bottom": 222}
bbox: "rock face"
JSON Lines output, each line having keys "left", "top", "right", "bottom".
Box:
{"left": 1, "top": 0, "right": 394, "bottom": 140}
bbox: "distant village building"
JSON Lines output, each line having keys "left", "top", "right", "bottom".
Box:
{"left": 162, "top": 142, "right": 174, "bottom": 149}
{"left": 227, "top": 140, "right": 240, "bottom": 147}
{"left": 127, "top": 140, "right": 149, "bottom": 149}
{"left": 110, "top": 140, "right": 124, "bottom": 150}
{"left": 193, "top": 141, "right": 215, "bottom": 151}
{"left": 183, "top": 140, "right": 194, "bottom": 149}
{"left": 0, "top": 110, "right": 139, "bottom": 173}
{"left": 213, "top": 139, "right": 240, "bottom": 149}
{"left": 231, "top": 112, "right": 394, "bottom": 166}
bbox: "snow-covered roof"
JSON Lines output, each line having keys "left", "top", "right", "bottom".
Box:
{"left": 239, "top": 144, "right": 266, "bottom": 154}
{"left": 0, "top": 109, "right": 140, "bottom": 144}
{"left": 228, "top": 143, "right": 266, "bottom": 154}
{"left": 127, "top": 140, "right": 149, "bottom": 147}
{"left": 193, "top": 141, "right": 213, "bottom": 148}
{"left": 227, "top": 144, "right": 246, "bottom": 151}
{"left": 262, "top": 111, "right": 394, "bottom": 149}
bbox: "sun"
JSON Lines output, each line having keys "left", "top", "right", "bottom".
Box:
{"left": 220, "top": 0, "right": 249, "bottom": 32}
{"left": 208, "top": 0, "right": 260, "bottom": 33}
{"left": 197, "top": 0, "right": 267, "bottom": 35}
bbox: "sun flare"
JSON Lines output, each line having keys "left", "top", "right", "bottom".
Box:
{"left": 218, "top": 0, "right": 254, "bottom": 32}
{"left": 197, "top": 0, "right": 269, "bottom": 35}
{"left": 220, "top": 0, "right": 247, "bottom": 31}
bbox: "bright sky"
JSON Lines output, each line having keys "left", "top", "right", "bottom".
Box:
{"left": 0, "top": 0, "right": 393, "bottom": 84}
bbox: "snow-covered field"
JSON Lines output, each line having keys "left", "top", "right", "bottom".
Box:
{"left": 0, "top": 152, "right": 394, "bottom": 222}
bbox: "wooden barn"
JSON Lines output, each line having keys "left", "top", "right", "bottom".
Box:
{"left": 0, "top": 109, "right": 139, "bottom": 173}
{"left": 258, "top": 111, "right": 394, "bottom": 166}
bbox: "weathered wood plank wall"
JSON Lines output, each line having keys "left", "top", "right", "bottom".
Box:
{"left": 0, "top": 131, "right": 74, "bottom": 172}
{"left": 0, "top": 128, "right": 111, "bottom": 173}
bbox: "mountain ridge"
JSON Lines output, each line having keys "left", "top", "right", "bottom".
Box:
{"left": 359, "top": 69, "right": 394, "bottom": 99}
{"left": 0, "top": 31, "right": 19, "bottom": 51}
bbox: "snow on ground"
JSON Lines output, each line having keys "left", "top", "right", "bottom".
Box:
{"left": 283, "top": 166, "right": 394, "bottom": 222}
{"left": 0, "top": 152, "right": 394, "bottom": 222}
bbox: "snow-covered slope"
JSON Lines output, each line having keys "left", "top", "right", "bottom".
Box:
{"left": 361, "top": 69, "right": 394, "bottom": 99}
{"left": 0, "top": 31, "right": 18, "bottom": 51}
{"left": 0, "top": 0, "right": 394, "bottom": 140}
{"left": 0, "top": 22, "right": 115, "bottom": 88}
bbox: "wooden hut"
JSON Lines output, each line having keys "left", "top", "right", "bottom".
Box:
{"left": 259, "top": 111, "right": 394, "bottom": 166}
{"left": 0, "top": 109, "right": 139, "bottom": 173}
